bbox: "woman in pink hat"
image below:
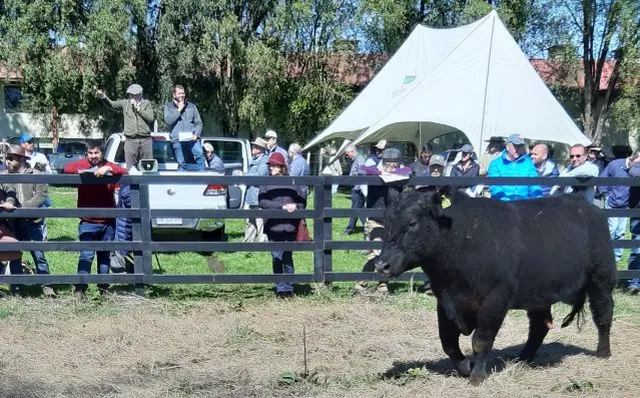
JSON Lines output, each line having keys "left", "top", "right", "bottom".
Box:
{"left": 258, "top": 152, "right": 304, "bottom": 298}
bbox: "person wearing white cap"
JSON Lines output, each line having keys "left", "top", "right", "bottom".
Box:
{"left": 264, "top": 130, "right": 289, "bottom": 164}
{"left": 364, "top": 140, "right": 387, "bottom": 167}
{"left": 164, "top": 85, "right": 205, "bottom": 171}
{"left": 95, "top": 84, "right": 155, "bottom": 169}
{"left": 242, "top": 137, "right": 270, "bottom": 243}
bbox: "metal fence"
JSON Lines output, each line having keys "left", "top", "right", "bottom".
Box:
{"left": 1, "top": 173, "right": 639, "bottom": 296}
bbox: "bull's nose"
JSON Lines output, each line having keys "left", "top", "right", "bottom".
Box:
{"left": 375, "top": 259, "right": 391, "bottom": 274}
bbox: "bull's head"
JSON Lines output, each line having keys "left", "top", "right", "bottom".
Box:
{"left": 375, "top": 190, "right": 445, "bottom": 277}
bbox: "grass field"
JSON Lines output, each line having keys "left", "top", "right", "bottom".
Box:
{"left": 6, "top": 186, "right": 375, "bottom": 299}
{"left": 1, "top": 187, "right": 639, "bottom": 397}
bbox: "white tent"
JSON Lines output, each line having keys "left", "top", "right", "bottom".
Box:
{"left": 303, "top": 10, "right": 590, "bottom": 155}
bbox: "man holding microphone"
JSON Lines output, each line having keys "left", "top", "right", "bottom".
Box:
{"left": 96, "top": 84, "right": 155, "bottom": 170}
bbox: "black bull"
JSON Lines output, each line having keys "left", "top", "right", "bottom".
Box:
{"left": 375, "top": 191, "right": 616, "bottom": 385}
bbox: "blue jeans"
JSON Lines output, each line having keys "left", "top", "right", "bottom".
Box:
{"left": 172, "top": 140, "right": 205, "bottom": 171}
{"left": 10, "top": 219, "right": 49, "bottom": 275}
{"left": 268, "top": 232, "right": 295, "bottom": 293}
{"left": 606, "top": 202, "right": 628, "bottom": 263}
{"left": 76, "top": 221, "right": 115, "bottom": 292}
{"left": 628, "top": 218, "right": 640, "bottom": 289}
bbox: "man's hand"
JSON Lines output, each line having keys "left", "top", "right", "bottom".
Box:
{"left": 0, "top": 202, "right": 15, "bottom": 211}
{"left": 191, "top": 134, "right": 199, "bottom": 141}
{"left": 283, "top": 203, "right": 297, "bottom": 213}
{"left": 95, "top": 89, "right": 106, "bottom": 99}
{"left": 177, "top": 101, "right": 185, "bottom": 112}
{"left": 94, "top": 165, "right": 112, "bottom": 177}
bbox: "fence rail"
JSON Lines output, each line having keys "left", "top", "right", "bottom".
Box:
{"left": 1, "top": 174, "right": 639, "bottom": 295}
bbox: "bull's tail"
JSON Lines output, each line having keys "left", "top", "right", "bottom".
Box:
{"left": 561, "top": 291, "right": 587, "bottom": 329}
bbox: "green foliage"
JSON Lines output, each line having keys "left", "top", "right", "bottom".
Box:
{"left": 1, "top": 1, "right": 639, "bottom": 144}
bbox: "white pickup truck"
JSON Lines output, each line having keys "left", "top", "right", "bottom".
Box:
{"left": 103, "top": 133, "right": 251, "bottom": 240}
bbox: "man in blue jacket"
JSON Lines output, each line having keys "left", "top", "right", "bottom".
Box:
{"left": 487, "top": 134, "right": 542, "bottom": 201}
{"left": 164, "top": 85, "right": 204, "bottom": 171}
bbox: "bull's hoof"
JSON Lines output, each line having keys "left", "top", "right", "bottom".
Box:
{"left": 469, "top": 368, "right": 487, "bottom": 386}
{"left": 454, "top": 359, "right": 472, "bottom": 377}
{"left": 595, "top": 348, "right": 611, "bottom": 358}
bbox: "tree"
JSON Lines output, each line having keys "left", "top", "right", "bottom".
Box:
{"left": 544, "top": 0, "right": 640, "bottom": 144}
{"left": 0, "top": 0, "right": 156, "bottom": 134}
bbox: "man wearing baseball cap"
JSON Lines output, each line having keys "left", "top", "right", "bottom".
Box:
{"left": 242, "top": 137, "right": 270, "bottom": 243}
{"left": 487, "top": 133, "right": 541, "bottom": 201}
{"left": 264, "top": 130, "right": 289, "bottom": 164}
{"left": 95, "top": 84, "right": 155, "bottom": 169}
{"left": 19, "top": 133, "right": 52, "bottom": 174}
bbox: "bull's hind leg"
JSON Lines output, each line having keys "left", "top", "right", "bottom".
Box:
{"left": 587, "top": 283, "right": 614, "bottom": 357}
{"left": 437, "top": 304, "right": 471, "bottom": 377}
{"left": 518, "top": 307, "right": 552, "bottom": 362}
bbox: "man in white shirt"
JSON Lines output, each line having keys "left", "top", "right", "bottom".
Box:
{"left": 19, "top": 133, "right": 52, "bottom": 174}
{"left": 550, "top": 144, "right": 600, "bottom": 202}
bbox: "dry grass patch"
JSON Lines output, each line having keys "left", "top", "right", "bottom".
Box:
{"left": 0, "top": 293, "right": 638, "bottom": 397}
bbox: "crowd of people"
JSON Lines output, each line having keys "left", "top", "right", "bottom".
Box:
{"left": 342, "top": 135, "right": 640, "bottom": 295}
{"left": 1, "top": 81, "right": 637, "bottom": 298}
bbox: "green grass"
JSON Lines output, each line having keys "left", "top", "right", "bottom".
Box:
{"left": 13, "top": 187, "right": 640, "bottom": 306}
{"left": 15, "top": 187, "right": 369, "bottom": 299}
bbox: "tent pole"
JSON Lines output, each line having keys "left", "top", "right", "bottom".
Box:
{"left": 478, "top": 15, "right": 496, "bottom": 152}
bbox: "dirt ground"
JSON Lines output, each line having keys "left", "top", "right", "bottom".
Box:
{"left": 0, "top": 293, "right": 639, "bottom": 398}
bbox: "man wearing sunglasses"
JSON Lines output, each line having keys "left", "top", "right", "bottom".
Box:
{"left": 551, "top": 144, "right": 600, "bottom": 202}
{"left": 19, "top": 134, "right": 52, "bottom": 174}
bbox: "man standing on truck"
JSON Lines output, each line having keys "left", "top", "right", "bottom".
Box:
{"left": 64, "top": 141, "right": 128, "bottom": 297}
{"left": 163, "top": 85, "right": 205, "bottom": 171}
{"left": 96, "top": 84, "right": 154, "bottom": 170}
{"left": 243, "top": 138, "right": 270, "bottom": 243}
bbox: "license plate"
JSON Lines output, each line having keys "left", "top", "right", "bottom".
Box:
{"left": 156, "top": 218, "right": 183, "bottom": 225}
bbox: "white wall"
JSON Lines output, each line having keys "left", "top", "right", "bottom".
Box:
{"left": 0, "top": 83, "right": 103, "bottom": 139}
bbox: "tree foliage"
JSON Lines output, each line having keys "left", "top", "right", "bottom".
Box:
{"left": 0, "top": 0, "right": 639, "bottom": 145}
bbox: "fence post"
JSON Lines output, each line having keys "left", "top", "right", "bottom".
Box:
{"left": 129, "top": 183, "right": 145, "bottom": 296}
{"left": 139, "top": 181, "right": 154, "bottom": 290}
{"left": 312, "top": 178, "right": 333, "bottom": 285}
{"left": 313, "top": 180, "right": 325, "bottom": 284}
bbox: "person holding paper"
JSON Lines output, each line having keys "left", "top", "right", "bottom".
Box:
{"left": 96, "top": 84, "right": 154, "bottom": 170}
{"left": 163, "top": 85, "right": 205, "bottom": 171}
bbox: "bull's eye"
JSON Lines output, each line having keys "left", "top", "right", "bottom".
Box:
{"left": 408, "top": 220, "right": 418, "bottom": 228}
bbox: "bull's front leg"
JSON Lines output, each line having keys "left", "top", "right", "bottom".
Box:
{"left": 437, "top": 303, "right": 471, "bottom": 377}
{"left": 470, "top": 292, "right": 510, "bottom": 386}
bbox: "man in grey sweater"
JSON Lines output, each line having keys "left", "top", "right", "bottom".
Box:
{"left": 96, "top": 84, "right": 155, "bottom": 170}
{"left": 163, "top": 85, "right": 205, "bottom": 171}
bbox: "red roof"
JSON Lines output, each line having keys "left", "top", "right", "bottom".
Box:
{"left": 0, "top": 57, "right": 619, "bottom": 90}
{"left": 293, "top": 54, "right": 618, "bottom": 91}
{"left": 0, "top": 66, "right": 23, "bottom": 82}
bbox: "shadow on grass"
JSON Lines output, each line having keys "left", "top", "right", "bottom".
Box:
{"left": 380, "top": 342, "right": 594, "bottom": 380}
{"left": 49, "top": 236, "right": 76, "bottom": 241}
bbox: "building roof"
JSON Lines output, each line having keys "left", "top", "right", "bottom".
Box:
{"left": 0, "top": 57, "right": 619, "bottom": 90}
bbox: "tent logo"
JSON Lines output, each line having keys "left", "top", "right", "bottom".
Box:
{"left": 403, "top": 75, "right": 416, "bottom": 85}
{"left": 392, "top": 75, "right": 417, "bottom": 97}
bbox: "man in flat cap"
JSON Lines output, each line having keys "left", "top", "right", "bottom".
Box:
{"left": 96, "top": 84, "right": 155, "bottom": 170}
{"left": 263, "top": 130, "right": 289, "bottom": 165}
